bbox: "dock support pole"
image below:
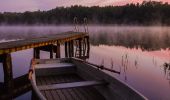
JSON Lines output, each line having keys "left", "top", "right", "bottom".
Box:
{"left": 86, "top": 36, "right": 90, "bottom": 58}
{"left": 83, "top": 38, "right": 86, "bottom": 57}
{"left": 68, "top": 41, "right": 72, "bottom": 57}
{"left": 65, "top": 42, "right": 68, "bottom": 58}
{"left": 33, "top": 48, "right": 40, "bottom": 59}
{"left": 50, "top": 45, "right": 53, "bottom": 59}
{"left": 56, "top": 43, "right": 60, "bottom": 58}
{"left": 71, "top": 40, "right": 74, "bottom": 57}
{"left": 0, "top": 54, "right": 13, "bottom": 98}
{"left": 79, "top": 38, "right": 82, "bottom": 58}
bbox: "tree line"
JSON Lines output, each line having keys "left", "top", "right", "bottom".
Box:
{"left": 0, "top": 1, "right": 170, "bottom": 25}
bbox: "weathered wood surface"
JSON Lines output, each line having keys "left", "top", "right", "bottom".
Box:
{"left": 35, "top": 63, "right": 76, "bottom": 76}
{"left": 38, "top": 80, "right": 106, "bottom": 90}
{"left": 35, "top": 63, "right": 75, "bottom": 69}
{"left": 72, "top": 58, "right": 147, "bottom": 100}
{"left": 31, "top": 58, "right": 147, "bottom": 100}
{"left": 36, "top": 73, "right": 105, "bottom": 100}
{"left": 0, "top": 31, "right": 87, "bottom": 54}
{"left": 0, "top": 74, "right": 31, "bottom": 99}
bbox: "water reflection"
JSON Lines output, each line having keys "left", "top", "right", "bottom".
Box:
{"left": 0, "top": 26, "right": 170, "bottom": 100}
{"left": 88, "top": 45, "right": 170, "bottom": 100}
{"left": 90, "top": 31, "right": 170, "bottom": 51}
{"left": 162, "top": 63, "right": 170, "bottom": 84}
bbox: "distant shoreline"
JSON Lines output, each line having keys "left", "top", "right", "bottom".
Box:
{"left": 0, "top": 24, "right": 170, "bottom": 27}
{"left": 0, "top": 1, "right": 170, "bottom": 26}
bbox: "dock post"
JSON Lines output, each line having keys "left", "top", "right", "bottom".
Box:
{"left": 83, "top": 38, "right": 86, "bottom": 57}
{"left": 56, "top": 42, "right": 60, "bottom": 58}
{"left": 68, "top": 41, "right": 72, "bottom": 57}
{"left": 79, "top": 38, "right": 82, "bottom": 58}
{"left": 0, "top": 54, "right": 13, "bottom": 98}
{"left": 50, "top": 45, "right": 53, "bottom": 59}
{"left": 69, "top": 40, "right": 74, "bottom": 57}
{"left": 86, "top": 36, "right": 90, "bottom": 58}
{"left": 33, "top": 48, "right": 40, "bottom": 59}
{"left": 71, "top": 40, "right": 74, "bottom": 57}
{"left": 65, "top": 42, "right": 68, "bottom": 58}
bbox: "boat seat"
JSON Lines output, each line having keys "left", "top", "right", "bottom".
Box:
{"left": 38, "top": 80, "right": 107, "bottom": 90}
{"left": 34, "top": 63, "right": 76, "bottom": 76}
{"left": 35, "top": 63, "right": 75, "bottom": 69}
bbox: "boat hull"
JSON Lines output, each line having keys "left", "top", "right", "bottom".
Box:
{"left": 29, "top": 58, "right": 147, "bottom": 100}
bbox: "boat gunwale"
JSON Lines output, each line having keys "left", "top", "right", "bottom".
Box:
{"left": 30, "top": 71, "right": 47, "bottom": 100}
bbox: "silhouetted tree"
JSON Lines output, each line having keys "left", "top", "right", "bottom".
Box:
{"left": 0, "top": 1, "right": 170, "bottom": 25}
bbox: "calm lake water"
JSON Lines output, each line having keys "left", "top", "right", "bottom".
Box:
{"left": 0, "top": 25, "right": 170, "bottom": 100}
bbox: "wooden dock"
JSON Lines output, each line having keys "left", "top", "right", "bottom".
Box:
{"left": 0, "top": 31, "right": 88, "bottom": 54}
{"left": 0, "top": 31, "right": 90, "bottom": 99}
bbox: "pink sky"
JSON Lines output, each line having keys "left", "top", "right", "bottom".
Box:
{"left": 0, "top": 0, "right": 169, "bottom": 12}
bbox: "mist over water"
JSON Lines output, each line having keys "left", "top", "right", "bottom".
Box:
{"left": 0, "top": 25, "right": 74, "bottom": 40}
{"left": 0, "top": 25, "right": 170, "bottom": 100}
{"left": 1, "top": 25, "right": 170, "bottom": 50}
{"left": 89, "top": 26, "right": 170, "bottom": 50}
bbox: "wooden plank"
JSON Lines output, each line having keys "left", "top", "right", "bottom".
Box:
{"left": 53, "top": 75, "right": 67, "bottom": 100}
{"left": 0, "top": 54, "right": 13, "bottom": 99}
{"left": 70, "top": 74, "right": 105, "bottom": 100}
{"left": 38, "top": 81, "right": 106, "bottom": 90}
{"left": 34, "top": 48, "right": 40, "bottom": 59}
{"left": 56, "top": 43, "right": 60, "bottom": 58}
{"left": 65, "top": 42, "right": 68, "bottom": 58}
{"left": 38, "top": 77, "right": 48, "bottom": 99}
{"left": 39, "top": 77, "right": 53, "bottom": 100}
{"left": 35, "top": 63, "right": 76, "bottom": 76}
{"left": 79, "top": 38, "right": 82, "bottom": 57}
{"left": 72, "top": 88, "right": 87, "bottom": 100}
{"left": 58, "top": 76, "right": 74, "bottom": 100}
{"left": 62, "top": 75, "right": 80, "bottom": 100}
{"left": 69, "top": 76, "right": 88, "bottom": 100}
{"left": 68, "top": 41, "right": 71, "bottom": 57}
{"left": 86, "top": 36, "right": 90, "bottom": 58}
{"left": 50, "top": 45, "right": 54, "bottom": 59}
{"left": 0, "top": 32, "right": 88, "bottom": 55}
{"left": 35, "top": 63, "right": 75, "bottom": 69}
{"left": 71, "top": 40, "right": 74, "bottom": 57}
{"left": 77, "top": 88, "right": 92, "bottom": 100}
{"left": 47, "top": 77, "right": 60, "bottom": 100}
{"left": 84, "top": 87, "right": 105, "bottom": 100}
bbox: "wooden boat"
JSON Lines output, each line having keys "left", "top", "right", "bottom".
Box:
{"left": 29, "top": 58, "right": 148, "bottom": 100}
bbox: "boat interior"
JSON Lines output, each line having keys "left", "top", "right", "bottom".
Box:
{"left": 30, "top": 58, "right": 147, "bottom": 100}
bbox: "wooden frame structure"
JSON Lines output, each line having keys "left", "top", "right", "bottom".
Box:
{"left": 0, "top": 31, "right": 90, "bottom": 99}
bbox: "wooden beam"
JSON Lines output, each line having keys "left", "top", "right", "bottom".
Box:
{"left": 56, "top": 43, "right": 60, "bottom": 58}
{"left": 0, "top": 32, "right": 87, "bottom": 55}
{"left": 0, "top": 54, "right": 13, "bottom": 98}
{"left": 38, "top": 81, "right": 107, "bottom": 90}
{"left": 83, "top": 38, "right": 86, "bottom": 56}
{"left": 50, "top": 45, "right": 53, "bottom": 59}
{"left": 65, "top": 42, "right": 68, "bottom": 58}
{"left": 68, "top": 41, "right": 72, "bottom": 57}
{"left": 33, "top": 48, "right": 40, "bottom": 59}
{"left": 35, "top": 63, "right": 75, "bottom": 69}
{"left": 79, "top": 38, "right": 82, "bottom": 58}
{"left": 71, "top": 40, "right": 74, "bottom": 57}
{"left": 86, "top": 36, "right": 90, "bottom": 58}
